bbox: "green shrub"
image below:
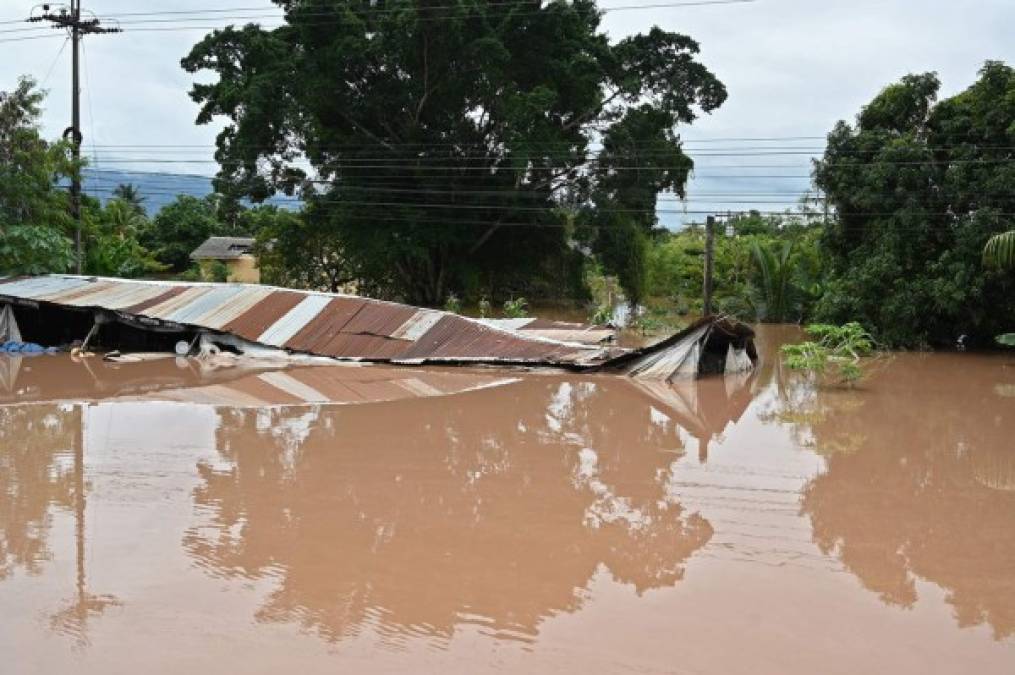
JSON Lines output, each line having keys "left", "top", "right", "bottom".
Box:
{"left": 782, "top": 322, "right": 876, "bottom": 386}
{"left": 443, "top": 293, "right": 462, "bottom": 314}
{"left": 503, "top": 297, "right": 529, "bottom": 319}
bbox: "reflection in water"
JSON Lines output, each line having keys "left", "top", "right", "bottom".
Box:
{"left": 2, "top": 338, "right": 1014, "bottom": 671}
{"left": 776, "top": 353, "right": 1015, "bottom": 639}
{"left": 0, "top": 402, "right": 121, "bottom": 646}
{"left": 183, "top": 377, "right": 721, "bottom": 643}
{"left": 0, "top": 404, "right": 78, "bottom": 579}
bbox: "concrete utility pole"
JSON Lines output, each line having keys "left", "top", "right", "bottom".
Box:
{"left": 28, "top": 2, "right": 120, "bottom": 274}
{"left": 703, "top": 215, "right": 716, "bottom": 316}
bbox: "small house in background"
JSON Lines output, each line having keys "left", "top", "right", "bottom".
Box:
{"left": 190, "top": 237, "right": 259, "bottom": 283}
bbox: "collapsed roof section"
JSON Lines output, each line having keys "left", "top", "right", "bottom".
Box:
{"left": 0, "top": 275, "right": 756, "bottom": 381}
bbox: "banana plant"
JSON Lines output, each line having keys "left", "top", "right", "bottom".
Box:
{"left": 984, "top": 231, "right": 1015, "bottom": 347}
{"left": 983, "top": 231, "right": 1015, "bottom": 270}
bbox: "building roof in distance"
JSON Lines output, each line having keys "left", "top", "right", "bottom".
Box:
{"left": 191, "top": 237, "right": 256, "bottom": 260}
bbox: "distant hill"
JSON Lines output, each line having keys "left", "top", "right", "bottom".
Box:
{"left": 82, "top": 168, "right": 301, "bottom": 217}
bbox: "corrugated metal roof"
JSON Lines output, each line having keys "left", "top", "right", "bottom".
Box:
{"left": 0, "top": 276, "right": 757, "bottom": 379}
{"left": 482, "top": 317, "right": 615, "bottom": 345}
{"left": 0, "top": 275, "right": 608, "bottom": 367}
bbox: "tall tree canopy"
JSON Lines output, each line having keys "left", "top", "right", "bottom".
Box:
{"left": 815, "top": 62, "right": 1015, "bottom": 347}
{"left": 0, "top": 77, "right": 76, "bottom": 275}
{"left": 182, "top": 0, "right": 725, "bottom": 305}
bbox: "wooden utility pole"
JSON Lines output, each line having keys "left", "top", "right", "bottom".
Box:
{"left": 29, "top": 3, "right": 120, "bottom": 274}
{"left": 703, "top": 215, "right": 715, "bottom": 316}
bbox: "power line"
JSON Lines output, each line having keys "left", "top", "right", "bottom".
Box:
{"left": 1, "top": 0, "right": 757, "bottom": 32}
{"left": 78, "top": 156, "right": 1015, "bottom": 169}
{"left": 60, "top": 184, "right": 1014, "bottom": 218}
{"left": 39, "top": 37, "right": 71, "bottom": 86}
{"left": 80, "top": 167, "right": 815, "bottom": 181}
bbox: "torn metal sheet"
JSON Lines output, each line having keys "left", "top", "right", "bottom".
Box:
{"left": 0, "top": 276, "right": 757, "bottom": 380}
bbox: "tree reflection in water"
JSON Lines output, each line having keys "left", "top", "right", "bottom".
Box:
{"left": 0, "top": 404, "right": 78, "bottom": 580}
{"left": 777, "top": 354, "right": 1015, "bottom": 639}
{"left": 183, "top": 376, "right": 717, "bottom": 644}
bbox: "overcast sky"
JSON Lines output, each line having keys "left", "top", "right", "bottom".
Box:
{"left": 2, "top": 0, "right": 1013, "bottom": 224}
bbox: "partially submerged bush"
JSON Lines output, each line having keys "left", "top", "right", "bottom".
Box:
{"left": 589, "top": 304, "right": 613, "bottom": 325}
{"left": 477, "top": 296, "right": 492, "bottom": 319}
{"left": 782, "top": 322, "right": 876, "bottom": 385}
{"left": 443, "top": 293, "right": 462, "bottom": 314}
{"left": 503, "top": 297, "right": 529, "bottom": 319}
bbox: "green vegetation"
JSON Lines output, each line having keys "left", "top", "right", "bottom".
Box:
{"left": 443, "top": 293, "right": 462, "bottom": 314}
{"left": 83, "top": 199, "right": 165, "bottom": 278}
{"left": 477, "top": 297, "right": 492, "bottom": 319}
{"left": 814, "top": 62, "right": 1015, "bottom": 348}
{"left": 140, "top": 195, "right": 244, "bottom": 273}
{"left": 781, "top": 323, "right": 876, "bottom": 386}
{"left": 502, "top": 297, "right": 530, "bottom": 319}
{"left": 181, "top": 1, "right": 726, "bottom": 305}
{"left": 640, "top": 211, "right": 824, "bottom": 323}
{"left": 0, "top": 77, "right": 76, "bottom": 275}
{"left": 984, "top": 231, "right": 1015, "bottom": 270}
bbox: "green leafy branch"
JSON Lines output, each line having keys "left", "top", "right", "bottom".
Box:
{"left": 781, "top": 322, "right": 877, "bottom": 386}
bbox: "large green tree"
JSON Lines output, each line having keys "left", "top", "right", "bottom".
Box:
{"left": 0, "top": 77, "right": 76, "bottom": 275}
{"left": 815, "top": 62, "right": 1015, "bottom": 347}
{"left": 181, "top": 0, "right": 725, "bottom": 305}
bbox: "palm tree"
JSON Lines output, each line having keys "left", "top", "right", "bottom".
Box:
{"left": 112, "top": 183, "right": 146, "bottom": 215}
{"left": 983, "top": 231, "right": 1015, "bottom": 270}
{"left": 750, "top": 240, "right": 799, "bottom": 323}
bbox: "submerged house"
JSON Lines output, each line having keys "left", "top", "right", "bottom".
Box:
{"left": 190, "top": 237, "right": 259, "bottom": 283}
{"left": 0, "top": 275, "right": 757, "bottom": 381}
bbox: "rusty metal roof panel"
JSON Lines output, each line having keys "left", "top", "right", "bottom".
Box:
{"left": 221, "top": 290, "right": 306, "bottom": 339}
{"left": 324, "top": 333, "right": 410, "bottom": 359}
{"left": 390, "top": 309, "right": 445, "bottom": 341}
{"left": 123, "top": 286, "right": 190, "bottom": 315}
{"left": 164, "top": 285, "right": 248, "bottom": 325}
{"left": 396, "top": 315, "right": 568, "bottom": 362}
{"left": 188, "top": 286, "right": 276, "bottom": 330}
{"left": 258, "top": 294, "right": 333, "bottom": 347}
{"left": 341, "top": 302, "right": 418, "bottom": 338}
{"left": 285, "top": 296, "right": 368, "bottom": 352}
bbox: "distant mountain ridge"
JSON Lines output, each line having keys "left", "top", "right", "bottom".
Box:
{"left": 82, "top": 168, "right": 301, "bottom": 216}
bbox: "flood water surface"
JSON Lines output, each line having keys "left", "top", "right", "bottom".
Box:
{"left": 1, "top": 328, "right": 1014, "bottom": 674}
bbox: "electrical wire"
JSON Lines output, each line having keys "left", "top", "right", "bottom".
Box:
{"left": 39, "top": 36, "right": 70, "bottom": 87}
{"left": 0, "top": 0, "right": 757, "bottom": 34}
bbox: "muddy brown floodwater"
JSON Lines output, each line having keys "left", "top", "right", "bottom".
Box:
{"left": 1, "top": 326, "right": 1014, "bottom": 674}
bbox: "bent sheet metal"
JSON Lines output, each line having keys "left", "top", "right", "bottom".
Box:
{"left": 0, "top": 275, "right": 756, "bottom": 381}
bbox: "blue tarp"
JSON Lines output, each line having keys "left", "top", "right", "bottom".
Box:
{"left": 0, "top": 341, "right": 57, "bottom": 354}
